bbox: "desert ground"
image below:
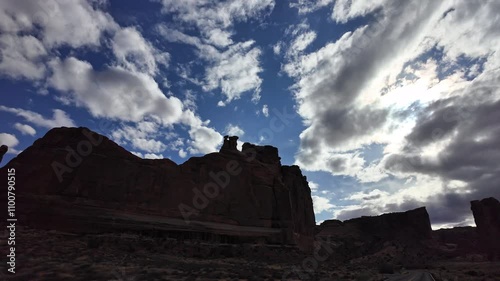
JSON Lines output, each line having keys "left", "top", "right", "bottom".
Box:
{"left": 3, "top": 227, "right": 499, "bottom": 281}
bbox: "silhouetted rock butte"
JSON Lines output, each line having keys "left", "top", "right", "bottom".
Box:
{"left": 220, "top": 135, "right": 239, "bottom": 153}
{"left": 317, "top": 207, "right": 433, "bottom": 241}
{"left": 433, "top": 226, "right": 480, "bottom": 258}
{"left": 315, "top": 207, "right": 433, "bottom": 264}
{"left": 0, "top": 127, "right": 315, "bottom": 251}
{"left": 471, "top": 197, "right": 500, "bottom": 260}
{"left": 0, "top": 145, "right": 7, "bottom": 164}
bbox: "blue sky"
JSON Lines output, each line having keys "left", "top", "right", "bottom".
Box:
{"left": 1, "top": 0, "right": 500, "bottom": 228}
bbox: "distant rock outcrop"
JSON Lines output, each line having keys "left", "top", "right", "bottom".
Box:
{"left": 471, "top": 197, "right": 500, "bottom": 260}
{"left": 316, "top": 207, "right": 433, "bottom": 264}
{"left": 318, "top": 207, "right": 433, "bottom": 241}
{"left": 0, "top": 145, "right": 7, "bottom": 164}
{"left": 220, "top": 135, "right": 239, "bottom": 153}
{"left": 0, "top": 127, "right": 315, "bottom": 251}
{"left": 433, "top": 226, "right": 480, "bottom": 258}
{"left": 346, "top": 207, "right": 433, "bottom": 240}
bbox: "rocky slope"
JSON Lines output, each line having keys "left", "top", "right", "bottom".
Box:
{"left": 471, "top": 197, "right": 500, "bottom": 260}
{"left": 0, "top": 127, "right": 315, "bottom": 251}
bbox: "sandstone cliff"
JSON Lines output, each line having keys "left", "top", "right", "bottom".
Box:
{"left": 0, "top": 127, "right": 315, "bottom": 250}
{"left": 471, "top": 197, "right": 500, "bottom": 260}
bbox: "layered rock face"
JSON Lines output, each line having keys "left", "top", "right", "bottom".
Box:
{"left": 471, "top": 197, "right": 500, "bottom": 260}
{"left": 0, "top": 127, "right": 315, "bottom": 250}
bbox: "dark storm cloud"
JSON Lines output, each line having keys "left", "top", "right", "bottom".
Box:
{"left": 385, "top": 74, "right": 500, "bottom": 222}
{"left": 384, "top": 198, "right": 422, "bottom": 213}
{"left": 295, "top": 0, "right": 443, "bottom": 159}
{"left": 336, "top": 207, "right": 378, "bottom": 221}
{"left": 327, "top": 157, "right": 347, "bottom": 173}
{"left": 387, "top": 92, "right": 500, "bottom": 181}
{"left": 362, "top": 194, "right": 382, "bottom": 201}
{"left": 288, "top": 0, "right": 500, "bottom": 226}
{"left": 318, "top": 107, "right": 389, "bottom": 147}
{"left": 426, "top": 193, "right": 474, "bottom": 224}
{"left": 404, "top": 99, "right": 460, "bottom": 151}
{"left": 298, "top": 107, "right": 388, "bottom": 167}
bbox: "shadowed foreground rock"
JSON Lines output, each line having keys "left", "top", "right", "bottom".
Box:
{"left": 0, "top": 127, "right": 315, "bottom": 251}
{"left": 433, "top": 226, "right": 480, "bottom": 258}
{"left": 471, "top": 197, "right": 500, "bottom": 260}
{"left": 0, "top": 144, "right": 7, "bottom": 164}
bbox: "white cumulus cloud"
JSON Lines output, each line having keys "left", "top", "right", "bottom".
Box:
{"left": 13, "top": 123, "right": 36, "bottom": 136}
{"left": 0, "top": 105, "right": 75, "bottom": 129}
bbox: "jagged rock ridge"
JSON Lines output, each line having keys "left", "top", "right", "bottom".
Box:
{"left": 0, "top": 127, "right": 315, "bottom": 250}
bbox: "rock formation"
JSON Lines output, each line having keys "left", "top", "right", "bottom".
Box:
{"left": 220, "top": 135, "right": 239, "bottom": 152}
{"left": 316, "top": 207, "right": 433, "bottom": 264}
{"left": 433, "top": 226, "right": 480, "bottom": 258}
{"left": 346, "top": 207, "right": 433, "bottom": 240}
{"left": 0, "top": 127, "right": 315, "bottom": 251}
{"left": 0, "top": 145, "right": 7, "bottom": 164}
{"left": 471, "top": 197, "right": 500, "bottom": 260}
{"left": 317, "top": 207, "right": 433, "bottom": 241}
